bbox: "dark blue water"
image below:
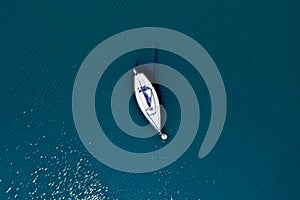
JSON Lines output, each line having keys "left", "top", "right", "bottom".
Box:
{"left": 1, "top": 1, "right": 299, "bottom": 199}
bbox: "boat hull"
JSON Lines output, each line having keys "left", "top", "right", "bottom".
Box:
{"left": 133, "top": 71, "right": 161, "bottom": 133}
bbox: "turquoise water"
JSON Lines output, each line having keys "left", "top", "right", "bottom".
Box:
{"left": 1, "top": 1, "right": 299, "bottom": 199}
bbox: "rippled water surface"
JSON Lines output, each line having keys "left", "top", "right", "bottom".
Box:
{"left": 1, "top": 1, "right": 299, "bottom": 199}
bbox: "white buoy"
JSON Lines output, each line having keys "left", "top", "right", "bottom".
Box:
{"left": 161, "top": 133, "right": 168, "bottom": 141}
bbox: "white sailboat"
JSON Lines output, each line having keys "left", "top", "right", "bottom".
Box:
{"left": 133, "top": 69, "right": 168, "bottom": 140}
